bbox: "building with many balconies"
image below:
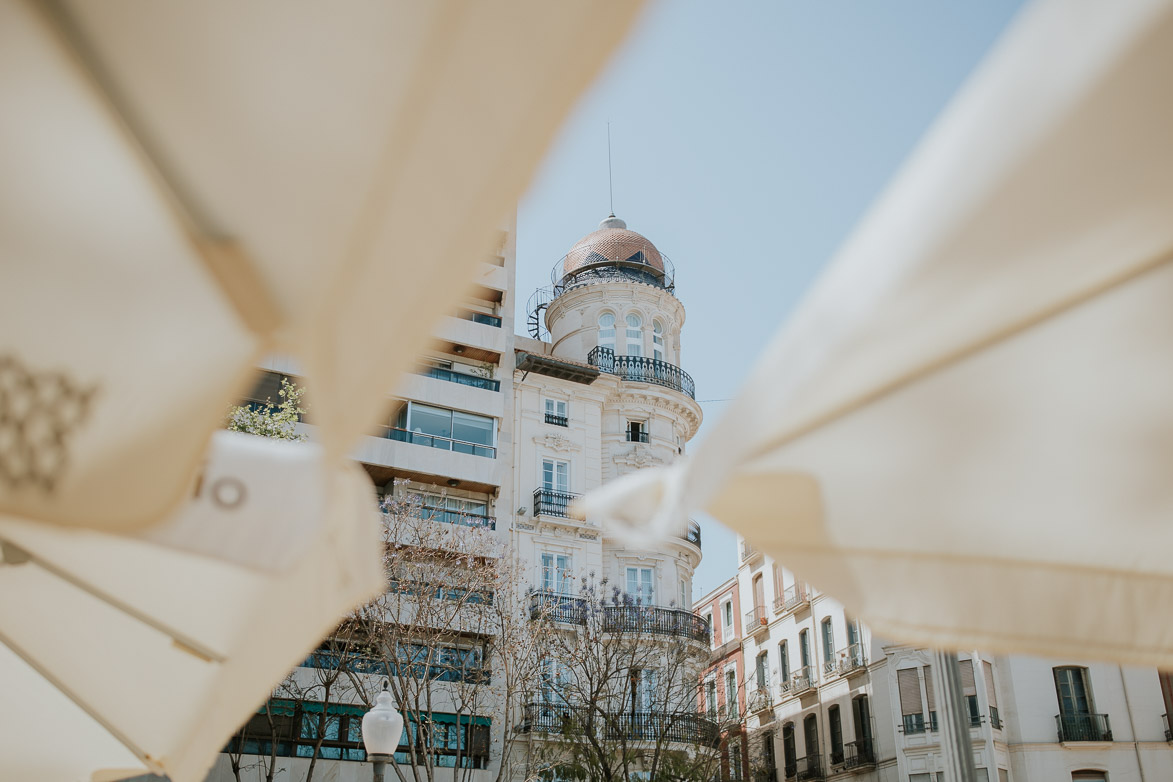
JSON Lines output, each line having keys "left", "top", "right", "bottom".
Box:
{"left": 729, "top": 538, "right": 1173, "bottom": 782}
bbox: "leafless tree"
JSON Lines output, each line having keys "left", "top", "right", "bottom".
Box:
{"left": 520, "top": 576, "right": 721, "bottom": 782}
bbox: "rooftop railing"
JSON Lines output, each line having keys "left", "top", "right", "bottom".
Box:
{"left": 1056, "top": 712, "right": 1112, "bottom": 742}
{"left": 587, "top": 347, "right": 695, "bottom": 399}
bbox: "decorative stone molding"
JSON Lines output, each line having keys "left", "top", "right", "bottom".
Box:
{"left": 614, "top": 445, "right": 666, "bottom": 471}
{"left": 533, "top": 432, "right": 581, "bottom": 453}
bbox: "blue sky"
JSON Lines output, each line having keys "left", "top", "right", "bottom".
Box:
{"left": 514, "top": 0, "right": 1027, "bottom": 598}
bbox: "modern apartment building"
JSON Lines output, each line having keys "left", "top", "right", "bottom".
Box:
{"left": 731, "top": 539, "right": 1173, "bottom": 782}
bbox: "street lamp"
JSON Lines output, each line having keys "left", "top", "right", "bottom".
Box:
{"left": 362, "top": 684, "right": 404, "bottom": 782}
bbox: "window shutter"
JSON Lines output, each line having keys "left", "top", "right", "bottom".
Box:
{"left": 897, "top": 669, "right": 923, "bottom": 716}
{"left": 960, "top": 659, "right": 977, "bottom": 697}
{"left": 923, "top": 665, "right": 936, "bottom": 713}
{"left": 983, "top": 661, "right": 998, "bottom": 707}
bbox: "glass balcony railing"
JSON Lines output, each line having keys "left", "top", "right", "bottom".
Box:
{"left": 381, "top": 426, "right": 496, "bottom": 458}
{"left": 419, "top": 365, "right": 499, "bottom": 392}
{"left": 458, "top": 310, "right": 502, "bottom": 328}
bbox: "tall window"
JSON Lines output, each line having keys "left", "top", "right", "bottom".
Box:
{"left": 632, "top": 668, "right": 657, "bottom": 711}
{"left": 984, "top": 660, "right": 1000, "bottom": 728}
{"left": 802, "top": 714, "right": 819, "bottom": 759}
{"left": 541, "top": 553, "right": 572, "bottom": 594}
{"left": 799, "top": 630, "right": 811, "bottom": 669}
{"left": 778, "top": 641, "right": 790, "bottom": 680}
{"left": 679, "top": 579, "right": 688, "bottom": 609}
{"left": 898, "top": 668, "right": 926, "bottom": 734}
{"left": 626, "top": 313, "right": 643, "bottom": 356}
{"left": 723, "top": 600, "right": 734, "bottom": 642}
{"left": 705, "top": 678, "right": 718, "bottom": 715}
{"left": 924, "top": 664, "right": 937, "bottom": 730}
{"left": 960, "top": 659, "right": 980, "bottom": 726}
{"left": 752, "top": 574, "right": 765, "bottom": 621}
{"left": 756, "top": 652, "right": 770, "bottom": 690}
{"left": 541, "top": 458, "right": 569, "bottom": 493}
{"left": 704, "top": 612, "right": 714, "bottom": 647}
{"left": 725, "top": 668, "right": 738, "bottom": 716}
{"left": 729, "top": 738, "right": 743, "bottom": 780}
{"left": 598, "top": 313, "right": 615, "bottom": 350}
{"left": 782, "top": 723, "right": 797, "bottom": 777}
{"left": 847, "top": 619, "right": 860, "bottom": 649}
{"left": 626, "top": 566, "right": 654, "bottom": 605}
{"left": 652, "top": 319, "right": 665, "bottom": 361}
{"left": 821, "top": 618, "right": 835, "bottom": 665}
{"left": 828, "top": 705, "right": 843, "bottom": 763}
{"left": 1055, "top": 666, "right": 1093, "bottom": 715}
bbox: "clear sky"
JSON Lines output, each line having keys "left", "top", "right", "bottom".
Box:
{"left": 514, "top": 0, "right": 1028, "bottom": 599}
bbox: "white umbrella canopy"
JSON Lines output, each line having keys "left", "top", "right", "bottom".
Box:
{"left": 0, "top": 0, "right": 643, "bottom": 533}
{"left": 585, "top": 0, "right": 1173, "bottom": 667}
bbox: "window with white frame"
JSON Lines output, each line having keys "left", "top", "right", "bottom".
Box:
{"left": 598, "top": 312, "right": 616, "bottom": 350}
{"left": 725, "top": 668, "right": 738, "bottom": 716}
{"left": 679, "top": 579, "right": 688, "bottom": 609}
{"left": 729, "top": 738, "right": 743, "bottom": 780}
{"left": 394, "top": 402, "right": 496, "bottom": 457}
{"left": 625, "top": 313, "right": 643, "bottom": 356}
{"left": 652, "top": 319, "right": 664, "bottom": 361}
{"left": 704, "top": 612, "right": 714, "bottom": 646}
{"left": 541, "top": 552, "right": 572, "bottom": 595}
{"left": 544, "top": 398, "right": 568, "bottom": 426}
{"left": 626, "top": 566, "right": 654, "bottom": 605}
{"left": 408, "top": 491, "right": 490, "bottom": 527}
{"left": 705, "top": 677, "right": 718, "bottom": 715}
{"left": 722, "top": 600, "right": 734, "bottom": 642}
{"left": 541, "top": 458, "right": 570, "bottom": 493}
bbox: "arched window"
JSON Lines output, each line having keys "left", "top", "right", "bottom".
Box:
{"left": 626, "top": 313, "right": 643, "bottom": 356}
{"left": 652, "top": 319, "right": 665, "bottom": 361}
{"left": 598, "top": 313, "right": 615, "bottom": 351}
{"left": 799, "top": 630, "right": 811, "bottom": 670}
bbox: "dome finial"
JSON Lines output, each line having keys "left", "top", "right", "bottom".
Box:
{"left": 599, "top": 214, "right": 626, "bottom": 230}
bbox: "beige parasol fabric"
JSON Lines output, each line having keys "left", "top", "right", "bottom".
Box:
{"left": 584, "top": 0, "right": 1173, "bottom": 667}
{"left": 0, "top": 1, "right": 645, "bottom": 779}
{"left": 0, "top": 431, "right": 385, "bottom": 781}
{"left": 0, "top": 0, "right": 644, "bottom": 533}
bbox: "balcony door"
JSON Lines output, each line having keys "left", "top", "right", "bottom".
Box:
{"left": 1055, "top": 667, "right": 1093, "bottom": 716}
{"left": 542, "top": 458, "right": 569, "bottom": 493}
{"left": 852, "top": 694, "right": 873, "bottom": 744}
{"left": 802, "top": 714, "right": 819, "bottom": 760}
{"left": 541, "top": 553, "right": 572, "bottom": 595}
{"left": 782, "top": 723, "right": 797, "bottom": 777}
{"left": 626, "top": 567, "right": 654, "bottom": 605}
{"left": 753, "top": 574, "right": 765, "bottom": 619}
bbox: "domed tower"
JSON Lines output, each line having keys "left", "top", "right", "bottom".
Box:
{"left": 521, "top": 214, "right": 703, "bottom": 602}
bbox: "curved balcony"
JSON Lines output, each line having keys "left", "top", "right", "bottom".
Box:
{"left": 518, "top": 703, "right": 719, "bottom": 747}
{"left": 587, "top": 347, "right": 695, "bottom": 399}
{"left": 528, "top": 592, "right": 711, "bottom": 644}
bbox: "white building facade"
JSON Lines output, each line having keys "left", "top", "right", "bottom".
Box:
{"left": 727, "top": 540, "right": 1173, "bottom": 782}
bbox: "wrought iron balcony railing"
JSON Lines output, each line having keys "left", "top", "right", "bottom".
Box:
{"left": 533, "top": 488, "right": 580, "bottom": 518}
{"left": 518, "top": 703, "right": 719, "bottom": 747}
{"left": 773, "top": 584, "right": 810, "bottom": 614}
{"left": 1056, "top": 712, "right": 1112, "bottom": 742}
{"left": 745, "top": 604, "right": 769, "bottom": 633}
{"left": 528, "top": 592, "right": 711, "bottom": 644}
{"left": 587, "top": 346, "right": 695, "bottom": 399}
{"left": 836, "top": 643, "right": 867, "bottom": 676}
{"left": 795, "top": 755, "right": 824, "bottom": 782}
{"left": 753, "top": 768, "right": 778, "bottom": 782}
{"left": 747, "top": 687, "right": 772, "bottom": 713}
{"left": 544, "top": 412, "right": 569, "bottom": 427}
{"left": 790, "top": 666, "right": 815, "bottom": 696}
{"left": 831, "top": 738, "right": 876, "bottom": 773}
{"left": 419, "top": 365, "right": 500, "bottom": 391}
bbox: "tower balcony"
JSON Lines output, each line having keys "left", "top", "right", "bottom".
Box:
{"left": 586, "top": 347, "right": 695, "bottom": 399}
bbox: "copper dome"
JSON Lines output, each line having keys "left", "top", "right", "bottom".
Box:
{"left": 562, "top": 215, "right": 665, "bottom": 279}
